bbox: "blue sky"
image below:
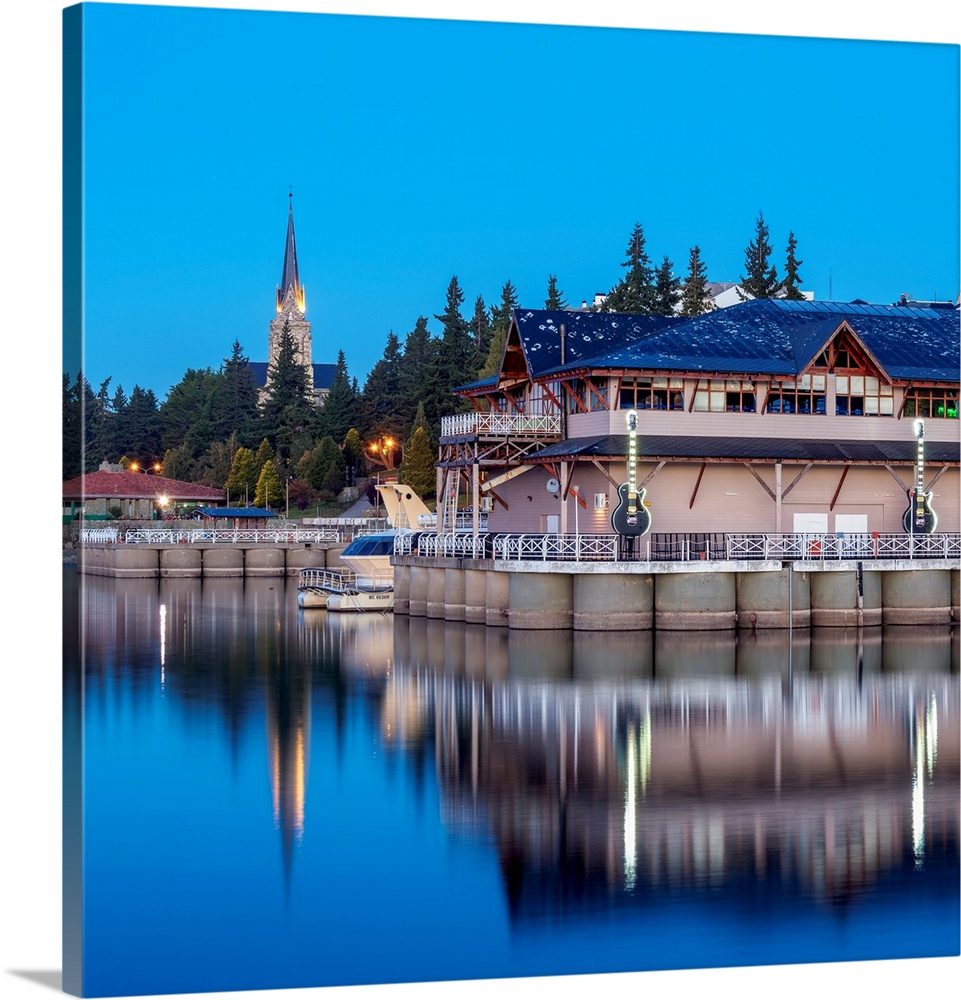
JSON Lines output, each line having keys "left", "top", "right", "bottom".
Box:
{"left": 72, "top": 2, "right": 959, "bottom": 401}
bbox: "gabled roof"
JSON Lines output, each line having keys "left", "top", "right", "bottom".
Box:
{"left": 62, "top": 471, "right": 225, "bottom": 501}
{"left": 500, "top": 300, "right": 959, "bottom": 383}
{"left": 511, "top": 309, "right": 684, "bottom": 378}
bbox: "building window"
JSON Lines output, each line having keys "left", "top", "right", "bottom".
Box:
{"left": 621, "top": 377, "right": 684, "bottom": 410}
{"left": 695, "top": 379, "right": 756, "bottom": 413}
{"left": 902, "top": 387, "right": 958, "bottom": 419}
{"left": 766, "top": 375, "right": 826, "bottom": 415}
{"left": 836, "top": 375, "right": 893, "bottom": 416}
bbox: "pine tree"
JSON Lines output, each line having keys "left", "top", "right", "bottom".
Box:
{"left": 470, "top": 295, "right": 491, "bottom": 371}
{"left": 398, "top": 425, "right": 436, "bottom": 499}
{"left": 255, "top": 437, "right": 274, "bottom": 469}
{"left": 306, "top": 436, "right": 341, "bottom": 491}
{"left": 359, "top": 331, "right": 403, "bottom": 439}
{"left": 254, "top": 460, "right": 284, "bottom": 509}
{"left": 261, "top": 322, "right": 313, "bottom": 453}
{"left": 652, "top": 255, "right": 681, "bottom": 316}
{"left": 481, "top": 280, "right": 519, "bottom": 377}
{"left": 738, "top": 212, "right": 779, "bottom": 299}
{"left": 780, "top": 231, "right": 805, "bottom": 299}
{"left": 605, "top": 222, "right": 656, "bottom": 313}
{"left": 212, "top": 340, "right": 260, "bottom": 445}
{"left": 680, "top": 246, "right": 710, "bottom": 317}
{"left": 317, "top": 350, "right": 357, "bottom": 443}
{"left": 398, "top": 316, "right": 436, "bottom": 427}
{"left": 196, "top": 432, "right": 239, "bottom": 489}
{"left": 545, "top": 274, "right": 567, "bottom": 310}
{"left": 434, "top": 275, "right": 474, "bottom": 386}
{"left": 160, "top": 367, "right": 217, "bottom": 456}
{"left": 119, "top": 385, "right": 162, "bottom": 465}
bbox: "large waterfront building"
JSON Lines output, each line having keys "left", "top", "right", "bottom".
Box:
{"left": 248, "top": 195, "right": 336, "bottom": 406}
{"left": 438, "top": 298, "right": 961, "bottom": 536}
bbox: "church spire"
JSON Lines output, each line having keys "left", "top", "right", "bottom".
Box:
{"left": 277, "top": 192, "right": 305, "bottom": 315}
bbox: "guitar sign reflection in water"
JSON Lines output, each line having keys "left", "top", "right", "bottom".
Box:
{"left": 902, "top": 418, "right": 937, "bottom": 534}
{"left": 611, "top": 410, "right": 651, "bottom": 552}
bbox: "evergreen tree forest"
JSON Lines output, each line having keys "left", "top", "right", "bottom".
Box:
{"left": 64, "top": 218, "right": 807, "bottom": 501}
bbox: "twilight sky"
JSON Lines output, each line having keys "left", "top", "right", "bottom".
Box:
{"left": 70, "top": 2, "right": 959, "bottom": 401}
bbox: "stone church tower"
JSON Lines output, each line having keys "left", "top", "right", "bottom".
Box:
{"left": 267, "top": 193, "right": 313, "bottom": 393}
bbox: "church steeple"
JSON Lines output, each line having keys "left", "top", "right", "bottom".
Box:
{"left": 268, "top": 192, "right": 313, "bottom": 392}
{"left": 276, "top": 192, "right": 306, "bottom": 316}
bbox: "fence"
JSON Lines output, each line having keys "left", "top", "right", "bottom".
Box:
{"left": 84, "top": 527, "right": 345, "bottom": 545}
{"left": 401, "top": 531, "right": 961, "bottom": 563}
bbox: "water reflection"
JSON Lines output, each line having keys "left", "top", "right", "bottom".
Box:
{"left": 72, "top": 570, "right": 959, "bottom": 990}
{"left": 383, "top": 615, "right": 958, "bottom": 919}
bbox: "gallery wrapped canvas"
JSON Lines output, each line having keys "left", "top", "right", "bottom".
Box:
{"left": 53, "top": 2, "right": 960, "bottom": 999}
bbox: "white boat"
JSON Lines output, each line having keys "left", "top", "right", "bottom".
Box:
{"left": 296, "top": 484, "right": 430, "bottom": 613}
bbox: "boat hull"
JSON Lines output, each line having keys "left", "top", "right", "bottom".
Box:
{"left": 327, "top": 590, "right": 394, "bottom": 613}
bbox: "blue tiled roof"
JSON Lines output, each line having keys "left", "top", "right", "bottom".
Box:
{"left": 512, "top": 309, "right": 684, "bottom": 377}
{"left": 517, "top": 300, "right": 959, "bottom": 382}
{"left": 194, "top": 506, "right": 277, "bottom": 518}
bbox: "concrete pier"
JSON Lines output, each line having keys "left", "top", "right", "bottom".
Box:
{"left": 736, "top": 568, "right": 811, "bottom": 629}
{"left": 881, "top": 568, "right": 951, "bottom": 626}
{"left": 507, "top": 571, "right": 573, "bottom": 630}
{"left": 654, "top": 571, "right": 737, "bottom": 631}
{"left": 572, "top": 573, "right": 654, "bottom": 630}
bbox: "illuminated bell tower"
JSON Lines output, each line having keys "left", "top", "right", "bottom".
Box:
{"left": 267, "top": 193, "right": 313, "bottom": 393}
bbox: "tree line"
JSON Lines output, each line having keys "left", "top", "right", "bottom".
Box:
{"left": 63, "top": 212, "right": 803, "bottom": 504}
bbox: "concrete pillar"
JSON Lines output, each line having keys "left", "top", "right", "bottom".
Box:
{"left": 485, "top": 571, "right": 510, "bottom": 628}
{"left": 464, "top": 568, "right": 490, "bottom": 624}
{"left": 244, "top": 547, "right": 286, "bottom": 577}
{"left": 426, "top": 567, "right": 448, "bottom": 619}
{"left": 284, "top": 546, "right": 327, "bottom": 576}
{"left": 159, "top": 546, "right": 202, "bottom": 578}
{"left": 572, "top": 573, "right": 653, "bottom": 630}
{"left": 113, "top": 546, "right": 159, "bottom": 579}
{"left": 654, "top": 571, "right": 737, "bottom": 630}
{"left": 880, "top": 569, "right": 951, "bottom": 625}
{"left": 408, "top": 565, "right": 429, "bottom": 617}
{"left": 201, "top": 546, "right": 244, "bottom": 578}
{"left": 951, "top": 568, "right": 960, "bottom": 622}
{"left": 444, "top": 567, "right": 467, "bottom": 621}
{"left": 393, "top": 564, "right": 411, "bottom": 615}
{"left": 508, "top": 571, "right": 573, "bottom": 630}
{"left": 736, "top": 568, "right": 811, "bottom": 629}
{"left": 809, "top": 570, "right": 883, "bottom": 627}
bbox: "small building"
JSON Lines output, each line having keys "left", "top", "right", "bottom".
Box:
{"left": 192, "top": 507, "right": 278, "bottom": 529}
{"left": 62, "top": 470, "right": 225, "bottom": 522}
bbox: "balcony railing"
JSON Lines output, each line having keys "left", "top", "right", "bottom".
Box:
{"left": 441, "top": 411, "right": 562, "bottom": 439}
{"left": 398, "top": 531, "right": 961, "bottom": 564}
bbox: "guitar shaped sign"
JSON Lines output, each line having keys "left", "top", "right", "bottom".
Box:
{"left": 902, "top": 419, "right": 937, "bottom": 534}
{"left": 611, "top": 410, "right": 651, "bottom": 537}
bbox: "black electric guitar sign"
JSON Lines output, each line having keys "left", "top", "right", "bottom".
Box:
{"left": 902, "top": 419, "right": 937, "bottom": 534}
{"left": 611, "top": 410, "right": 651, "bottom": 537}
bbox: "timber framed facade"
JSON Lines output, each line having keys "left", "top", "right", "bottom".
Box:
{"left": 437, "top": 300, "right": 960, "bottom": 537}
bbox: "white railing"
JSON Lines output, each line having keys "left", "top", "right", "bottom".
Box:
{"left": 115, "top": 528, "right": 342, "bottom": 545}
{"left": 298, "top": 568, "right": 392, "bottom": 594}
{"left": 80, "top": 527, "right": 119, "bottom": 543}
{"left": 399, "top": 531, "right": 961, "bottom": 564}
{"left": 440, "top": 411, "right": 562, "bottom": 438}
{"left": 726, "top": 532, "right": 961, "bottom": 561}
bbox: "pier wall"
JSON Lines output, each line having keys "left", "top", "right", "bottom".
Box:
{"left": 393, "top": 557, "right": 960, "bottom": 630}
{"left": 80, "top": 544, "right": 959, "bottom": 630}
{"left": 79, "top": 543, "right": 344, "bottom": 579}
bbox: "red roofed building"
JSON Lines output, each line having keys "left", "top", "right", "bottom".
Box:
{"left": 62, "top": 468, "right": 225, "bottom": 521}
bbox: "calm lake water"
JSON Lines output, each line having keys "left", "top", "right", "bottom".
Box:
{"left": 64, "top": 568, "right": 960, "bottom": 997}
